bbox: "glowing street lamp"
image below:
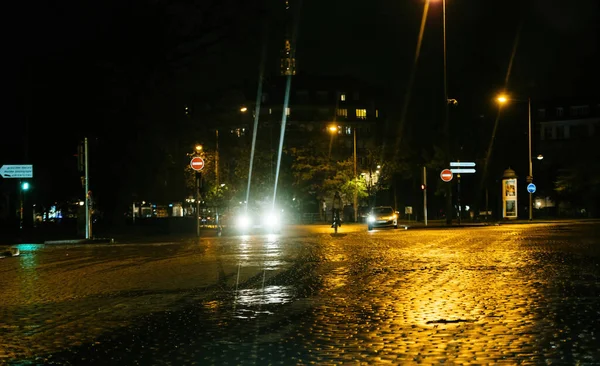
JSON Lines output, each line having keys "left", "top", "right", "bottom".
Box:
{"left": 195, "top": 144, "right": 203, "bottom": 153}
{"left": 240, "top": 107, "right": 248, "bottom": 113}
{"left": 496, "top": 93, "right": 534, "bottom": 221}
{"left": 496, "top": 95, "right": 508, "bottom": 104}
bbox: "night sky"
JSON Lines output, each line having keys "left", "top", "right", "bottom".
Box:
{"left": 2, "top": 0, "right": 599, "bottom": 210}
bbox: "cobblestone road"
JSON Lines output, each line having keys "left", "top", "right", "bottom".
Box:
{"left": 1, "top": 222, "right": 600, "bottom": 365}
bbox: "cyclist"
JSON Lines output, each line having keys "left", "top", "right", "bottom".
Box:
{"left": 331, "top": 191, "right": 343, "bottom": 228}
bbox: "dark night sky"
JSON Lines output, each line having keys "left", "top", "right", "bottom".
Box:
{"left": 2, "top": 0, "right": 599, "bottom": 208}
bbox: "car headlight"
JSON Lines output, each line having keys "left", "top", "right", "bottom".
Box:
{"left": 237, "top": 215, "right": 251, "bottom": 229}
{"left": 367, "top": 215, "right": 375, "bottom": 223}
{"left": 263, "top": 212, "right": 280, "bottom": 227}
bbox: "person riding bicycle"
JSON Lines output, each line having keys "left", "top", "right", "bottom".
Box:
{"left": 331, "top": 191, "right": 343, "bottom": 228}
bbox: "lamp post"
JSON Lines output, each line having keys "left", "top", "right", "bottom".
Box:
{"left": 496, "top": 94, "right": 534, "bottom": 221}
{"left": 328, "top": 125, "right": 359, "bottom": 222}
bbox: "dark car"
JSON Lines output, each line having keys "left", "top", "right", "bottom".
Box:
{"left": 367, "top": 206, "right": 398, "bottom": 231}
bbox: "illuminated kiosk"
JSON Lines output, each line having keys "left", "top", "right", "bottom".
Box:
{"left": 502, "top": 168, "right": 518, "bottom": 220}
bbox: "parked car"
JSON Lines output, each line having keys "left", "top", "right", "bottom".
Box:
{"left": 367, "top": 206, "right": 399, "bottom": 231}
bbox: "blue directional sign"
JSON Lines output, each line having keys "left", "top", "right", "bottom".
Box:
{"left": 450, "top": 162, "right": 476, "bottom": 167}
{"left": 450, "top": 168, "right": 476, "bottom": 174}
{"left": 527, "top": 183, "right": 536, "bottom": 194}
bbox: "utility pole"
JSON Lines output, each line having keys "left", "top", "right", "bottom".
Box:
{"left": 84, "top": 137, "right": 91, "bottom": 239}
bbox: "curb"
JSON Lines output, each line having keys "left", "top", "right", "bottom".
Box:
{"left": 44, "top": 238, "right": 115, "bottom": 245}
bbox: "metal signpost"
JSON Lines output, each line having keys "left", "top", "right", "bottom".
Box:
{"left": 445, "top": 162, "right": 477, "bottom": 225}
{"left": 190, "top": 157, "right": 205, "bottom": 237}
{"left": 1, "top": 165, "right": 33, "bottom": 230}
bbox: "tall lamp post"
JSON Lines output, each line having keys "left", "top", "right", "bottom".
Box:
{"left": 496, "top": 94, "right": 534, "bottom": 220}
{"left": 328, "top": 125, "right": 359, "bottom": 222}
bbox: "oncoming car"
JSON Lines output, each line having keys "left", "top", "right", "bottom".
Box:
{"left": 367, "top": 206, "right": 398, "bottom": 231}
{"left": 220, "top": 207, "right": 282, "bottom": 235}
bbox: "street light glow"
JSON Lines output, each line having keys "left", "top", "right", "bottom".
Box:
{"left": 328, "top": 125, "right": 338, "bottom": 133}
{"left": 240, "top": 107, "right": 248, "bottom": 112}
{"left": 195, "top": 144, "right": 203, "bottom": 152}
{"left": 496, "top": 95, "right": 508, "bottom": 104}
{"left": 537, "top": 154, "right": 544, "bottom": 160}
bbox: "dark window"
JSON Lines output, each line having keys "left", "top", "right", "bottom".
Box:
{"left": 556, "top": 107, "right": 564, "bottom": 117}
{"left": 537, "top": 109, "right": 546, "bottom": 119}
{"left": 544, "top": 126, "right": 553, "bottom": 140}
{"left": 316, "top": 91, "right": 328, "bottom": 101}
{"left": 570, "top": 125, "right": 589, "bottom": 139}
{"left": 556, "top": 126, "right": 565, "bottom": 139}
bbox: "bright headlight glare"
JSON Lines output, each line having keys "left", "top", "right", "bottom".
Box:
{"left": 367, "top": 215, "right": 375, "bottom": 223}
{"left": 263, "top": 213, "right": 279, "bottom": 227}
{"left": 237, "top": 215, "right": 251, "bottom": 229}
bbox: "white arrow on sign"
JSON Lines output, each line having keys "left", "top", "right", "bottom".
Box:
{"left": 0, "top": 165, "right": 33, "bottom": 178}
{"left": 450, "top": 168, "right": 476, "bottom": 174}
{"left": 450, "top": 162, "right": 476, "bottom": 167}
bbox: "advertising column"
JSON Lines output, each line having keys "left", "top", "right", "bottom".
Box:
{"left": 502, "top": 168, "right": 518, "bottom": 220}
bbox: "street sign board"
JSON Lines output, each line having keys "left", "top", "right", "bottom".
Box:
{"left": 190, "top": 157, "right": 205, "bottom": 171}
{"left": 450, "top": 168, "right": 476, "bottom": 174}
{"left": 0, "top": 165, "right": 33, "bottom": 178}
{"left": 440, "top": 169, "right": 453, "bottom": 182}
{"left": 527, "top": 183, "right": 536, "bottom": 194}
{"left": 405, "top": 206, "right": 413, "bottom": 215}
{"left": 450, "top": 162, "right": 476, "bottom": 167}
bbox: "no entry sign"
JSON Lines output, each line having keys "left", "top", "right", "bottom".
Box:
{"left": 190, "top": 157, "right": 205, "bottom": 171}
{"left": 440, "top": 169, "right": 453, "bottom": 182}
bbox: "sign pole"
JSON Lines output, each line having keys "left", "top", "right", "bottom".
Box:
{"left": 423, "top": 166, "right": 428, "bottom": 226}
{"left": 85, "top": 137, "right": 91, "bottom": 239}
{"left": 196, "top": 172, "right": 202, "bottom": 237}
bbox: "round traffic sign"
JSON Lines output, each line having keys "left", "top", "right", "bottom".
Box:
{"left": 190, "top": 157, "right": 205, "bottom": 171}
{"left": 440, "top": 169, "right": 453, "bottom": 182}
{"left": 527, "top": 183, "right": 536, "bottom": 194}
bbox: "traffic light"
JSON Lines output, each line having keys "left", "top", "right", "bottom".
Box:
{"left": 21, "top": 181, "right": 30, "bottom": 191}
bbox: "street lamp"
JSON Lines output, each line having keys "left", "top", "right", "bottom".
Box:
{"left": 328, "top": 124, "right": 359, "bottom": 222}
{"left": 240, "top": 107, "right": 248, "bottom": 113}
{"left": 496, "top": 94, "right": 534, "bottom": 221}
{"left": 195, "top": 144, "right": 203, "bottom": 153}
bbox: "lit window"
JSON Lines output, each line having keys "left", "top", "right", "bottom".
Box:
{"left": 375, "top": 109, "right": 379, "bottom": 118}
{"left": 340, "top": 93, "right": 346, "bottom": 101}
{"left": 269, "top": 108, "right": 272, "bottom": 115}
{"left": 337, "top": 109, "right": 347, "bottom": 117}
{"left": 356, "top": 109, "right": 367, "bottom": 119}
{"left": 286, "top": 107, "right": 291, "bottom": 116}
{"left": 345, "top": 126, "right": 352, "bottom": 135}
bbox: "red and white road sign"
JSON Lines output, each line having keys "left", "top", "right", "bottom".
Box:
{"left": 440, "top": 169, "right": 453, "bottom": 182}
{"left": 190, "top": 157, "right": 205, "bottom": 171}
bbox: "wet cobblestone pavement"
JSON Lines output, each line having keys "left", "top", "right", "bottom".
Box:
{"left": 1, "top": 222, "right": 600, "bottom": 365}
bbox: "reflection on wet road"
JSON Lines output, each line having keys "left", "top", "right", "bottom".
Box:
{"left": 1, "top": 222, "right": 600, "bottom": 364}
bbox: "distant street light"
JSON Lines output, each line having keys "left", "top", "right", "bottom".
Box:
{"left": 240, "top": 107, "right": 248, "bottom": 112}
{"left": 496, "top": 93, "right": 534, "bottom": 221}
{"left": 195, "top": 144, "right": 203, "bottom": 153}
{"left": 537, "top": 154, "right": 544, "bottom": 160}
